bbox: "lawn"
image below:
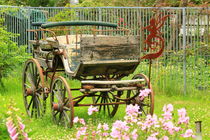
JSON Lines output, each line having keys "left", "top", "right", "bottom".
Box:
{"left": 0, "top": 70, "right": 209, "bottom": 140}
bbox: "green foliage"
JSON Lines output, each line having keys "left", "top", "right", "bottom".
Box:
{"left": 0, "top": 27, "right": 29, "bottom": 88}
{"left": 0, "top": 0, "right": 56, "bottom": 6}
{"left": 149, "top": 45, "right": 209, "bottom": 97}
{"left": 0, "top": 0, "right": 207, "bottom": 7}
{"left": 27, "top": 0, "right": 55, "bottom": 7}
{"left": 48, "top": 9, "right": 78, "bottom": 22}
{"left": 0, "top": 6, "right": 29, "bottom": 87}
{"left": 78, "top": 0, "right": 106, "bottom": 7}
{"left": 0, "top": 0, "right": 26, "bottom": 6}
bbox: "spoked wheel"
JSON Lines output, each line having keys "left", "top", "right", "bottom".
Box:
{"left": 93, "top": 91, "right": 121, "bottom": 117}
{"left": 127, "top": 73, "right": 154, "bottom": 116}
{"left": 50, "top": 76, "right": 74, "bottom": 128}
{"left": 22, "top": 59, "right": 47, "bottom": 118}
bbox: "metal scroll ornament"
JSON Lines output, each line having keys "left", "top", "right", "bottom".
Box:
{"left": 141, "top": 14, "right": 171, "bottom": 60}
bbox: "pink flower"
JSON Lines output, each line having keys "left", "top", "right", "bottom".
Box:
{"left": 6, "top": 121, "right": 15, "bottom": 133}
{"left": 161, "top": 136, "right": 169, "bottom": 140}
{"left": 92, "top": 131, "right": 96, "bottom": 137}
{"left": 102, "top": 132, "right": 109, "bottom": 137}
{"left": 10, "top": 132, "right": 19, "bottom": 140}
{"left": 178, "top": 108, "right": 189, "bottom": 124}
{"left": 6, "top": 119, "right": 13, "bottom": 127}
{"left": 162, "top": 104, "right": 173, "bottom": 120}
{"left": 88, "top": 105, "right": 99, "bottom": 115}
{"left": 17, "top": 116, "right": 22, "bottom": 121}
{"left": 179, "top": 116, "right": 189, "bottom": 124}
{"left": 124, "top": 115, "right": 138, "bottom": 123}
{"left": 162, "top": 111, "right": 172, "bottom": 120}
{"left": 142, "top": 114, "right": 159, "bottom": 130}
{"left": 163, "top": 104, "right": 173, "bottom": 112}
{"left": 102, "top": 123, "right": 109, "bottom": 131}
{"left": 181, "top": 129, "right": 195, "bottom": 138}
{"left": 110, "top": 120, "right": 129, "bottom": 139}
{"left": 126, "top": 104, "right": 140, "bottom": 117}
{"left": 178, "top": 108, "right": 187, "bottom": 117}
{"left": 174, "top": 126, "right": 181, "bottom": 132}
{"left": 147, "top": 136, "right": 158, "bottom": 140}
{"left": 131, "top": 129, "right": 138, "bottom": 140}
{"left": 151, "top": 132, "right": 159, "bottom": 137}
{"left": 139, "top": 89, "right": 151, "bottom": 100}
{"left": 22, "top": 132, "right": 28, "bottom": 137}
{"left": 8, "top": 127, "right": 17, "bottom": 137}
{"left": 73, "top": 116, "right": 79, "bottom": 123}
{"left": 162, "top": 121, "right": 175, "bottom": 135}
{"left": 73, "top": 117, "right": 86, "bottom": 125}
{"left": 19, "top": 122, "right": 25, "bottom": 130}
{"left": 79, "top": 118, "right": 86, "bottom": 125}
{"left": 97, "top": 123, "right": 109, "bottom": 131}
{"left": 110, "top": 129, "right": 121, "bottom": 138}
{"left": 122, "top": 134, "right": 130, "bottom": 140}
{"left": 76, "top": 126, "right": 87, "bottom": 139}
{"left": 97, "top": 123, "right": 102, "bottom": 129}
{"left": 112, "top": 120, "right": 129, "bottom": 131}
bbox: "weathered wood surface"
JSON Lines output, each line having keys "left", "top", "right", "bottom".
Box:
{"left": 81, "top": 79, "right": 144, "bottom": 84}
{"left": 80, "top": 36, "right": 140, "bottom": 61}
{"left": 75, "top": 60, "right": 139, "bottom": 76}
{"left": 29, "top": 39, "right": 59, "bottom": 50}
{"left": 80, "top": 87, "right": 138, "bottom": 92}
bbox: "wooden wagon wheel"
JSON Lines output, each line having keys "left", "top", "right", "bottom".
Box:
{"left": 50, "top": 76, "right": 74, "bottom": 128}
{"left": 127, "top": 73, "right": 154, "bottom": 116}
{"left": 93, "top": 91, "right": 121, "bottom": 117}
{"left": 22, "top": 59, "right": 47, "bottom": 118}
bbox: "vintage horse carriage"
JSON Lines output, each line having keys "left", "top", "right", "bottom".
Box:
{"left": 22, "top": 21, "right": 154, "bottom": 127}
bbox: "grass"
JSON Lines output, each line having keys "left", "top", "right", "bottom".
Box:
{"left": 0, "top": 69, "right": 209, "bottom": 140}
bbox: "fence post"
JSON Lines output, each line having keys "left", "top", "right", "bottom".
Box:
{"left": 27, "top": 7, "right": 31, "bottom": 53}
{"left": 98, "top": 7, "right": 102, "bottom": 31}
{"left": 182, "top": 7, "right": 187, "bottom": 96}
{"left": 195, "top": 121, "right": 202, "bottom": 140}
{"left": 98, "top": 7, "right": 102, "bottom": 22}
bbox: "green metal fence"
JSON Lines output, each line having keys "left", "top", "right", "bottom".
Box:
{"left": 0, "top": 6, "right": 209, "bottom": 95}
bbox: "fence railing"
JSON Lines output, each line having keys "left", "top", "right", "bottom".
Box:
{"left": 0, "top": 6, "right": 209, "bottom": 95}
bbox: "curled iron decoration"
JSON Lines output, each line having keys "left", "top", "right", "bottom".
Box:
{"left": 141, "top": 14, "right": 171, "bottom": 60}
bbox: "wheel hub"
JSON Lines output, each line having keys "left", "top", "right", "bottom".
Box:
{"left": 25, "top": 88, "right": 34, "bottom": 95}
{"left": 53, "top": 103, "right": 63, "bottom": 112}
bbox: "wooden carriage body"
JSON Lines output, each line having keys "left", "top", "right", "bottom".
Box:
{"left": 29, "top": 21, "right": 140, "bottom": 79}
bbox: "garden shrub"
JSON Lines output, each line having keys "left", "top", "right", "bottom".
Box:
{"left": 0, "top": 11, "right": 29, "bottom": 88}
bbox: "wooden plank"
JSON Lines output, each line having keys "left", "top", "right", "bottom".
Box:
{"left": 80, "top": 36, "right": 140, "bottom": 61}
{"left": 72, "top": 60, "right": 140, "bottom": 76}
{"left": 80, "top": 87, "right": 137, "bottom": 92}
{"left": 80, "top": 36, "right": 140, "bottom": 47}
{"left": 75, "top": 102, "right": 126, "bottom": 107}
{"left": 75, "top": 61, "right": 139, "bottom": 77}
{"left": 81, "top": 79, "right": 144, "bottom": 84}
{"left": 82, "top": 60, "right": 139, "bottom": 65}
